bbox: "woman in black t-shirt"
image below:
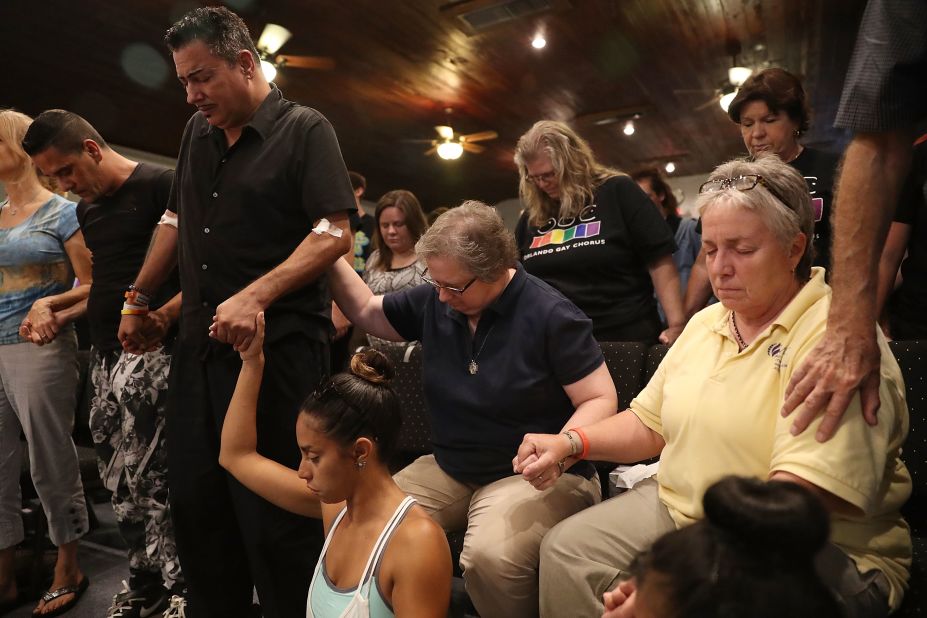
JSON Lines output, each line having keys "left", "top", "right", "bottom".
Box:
{"left": 684, "top": 68, "right": 840, "bottom": 317}
{"left": 513, "top": 120, "right": 685, "bottom": 343}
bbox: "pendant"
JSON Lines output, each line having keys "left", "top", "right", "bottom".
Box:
{"left": 468, "top": 360, "right": 478, "bottom": 375}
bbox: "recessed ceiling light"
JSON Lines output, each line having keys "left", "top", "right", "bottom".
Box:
{"left": 665, "top": 162, "right": 676, "bottom": 174}
{"left": 532, "top": 35, "right": 547, "bottom": 49}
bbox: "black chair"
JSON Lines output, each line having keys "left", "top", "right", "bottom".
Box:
{"left": 644, "top": 344, "right": 669, "bottom": 384}
{"left": 372, "top": 342, "right": 431, "bottom": 473}
{"left": 595, "top": 342, "right": 649, "bottom": 496}
{"left": 891, "top": 340, "right": 927, "bottom": 617}
{"left": 599, "top": 341, "right": 648, "bottom": 409}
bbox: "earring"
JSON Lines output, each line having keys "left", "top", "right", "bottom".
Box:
{"left": 356, "top": 459, "right": 367, "bottom": 470}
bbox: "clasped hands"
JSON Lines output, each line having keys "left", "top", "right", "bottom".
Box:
{"left": 208, "top": 290, "right": 265, "bottom": 352}
{"left": 19, "top": 299, "right": 61, "bottom": 345}
{"left": 512, "top": 432, "right": 573, "bottom": 492}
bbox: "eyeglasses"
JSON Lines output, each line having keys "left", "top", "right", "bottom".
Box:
{"left": 698, "top": 174, "right": 790, "bottom": 209}
{"left": 421, "top": 269, "right": 477, "bottom": 295}
{"left": 526, "top": 170, "right": 557, "bottom": 185}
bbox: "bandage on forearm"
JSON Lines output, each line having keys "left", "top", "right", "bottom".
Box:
{"left": 158, "top": 210, "right": 178, "bottom": 228}
{"left": 311, "top": 218, "right": 344, "bottom": 238}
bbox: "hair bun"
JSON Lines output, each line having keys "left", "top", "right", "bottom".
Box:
{"left": 703, "top": 476, "right": 829, "bottom": 562}
{"left": 349, "top": 348, "right": 394, "bottom": 385}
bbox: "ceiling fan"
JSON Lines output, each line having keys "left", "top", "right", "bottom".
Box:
{"left": 255, "top": 23, "right": 335, "bottom": 80}
{"left": 673, "top": 38, "right": 763, "bottom": 112}
{"left": 406, "top": 125, "right": 499, "bottom": 160}
{"left": 674, "top": 65, "right": 753, "bottom": 113}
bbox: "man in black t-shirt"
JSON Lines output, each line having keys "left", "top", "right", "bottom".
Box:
{"left": 878, "top": 134, "right": 927, "bottom": 339}
{"left": 24, "top": 110, "right": 185, "bottom": 614}
{"left": 119, "top": 8, "right": 354, "bottom": 617}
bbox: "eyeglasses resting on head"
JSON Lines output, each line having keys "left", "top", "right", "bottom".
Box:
{"left": 698, "top": 174, "right": 791, "bottom": 210}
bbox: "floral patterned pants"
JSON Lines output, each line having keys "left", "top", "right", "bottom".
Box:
{"left": 89, "top": 346, "right": 181, "bottom": 589}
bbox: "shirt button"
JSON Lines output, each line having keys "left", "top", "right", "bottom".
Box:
{"left": 212, "top": 192, "right": 218, "bottom": 198}
{"left": 202, "top": 301, "right": 209, "bottom": 307}
{"left": 201, "top": 264, "right": 208, "bottom": 270}
{"left": 204, "top": 227, "right": 210, "bottom": 234}
{"left": 220, "top": 158, "right": 227, "bottom": 164}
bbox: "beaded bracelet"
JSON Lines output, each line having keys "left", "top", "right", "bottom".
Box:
{"left": 562, "top": 430, "right": 580, "bottom": 457}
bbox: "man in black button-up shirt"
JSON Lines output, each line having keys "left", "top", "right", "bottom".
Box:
{"left": 119, "top": 7, "right": 353, "bottom": 617}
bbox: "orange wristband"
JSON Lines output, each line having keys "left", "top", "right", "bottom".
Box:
{"left": 569, "top": 427, "right": 590, "bottom": 460}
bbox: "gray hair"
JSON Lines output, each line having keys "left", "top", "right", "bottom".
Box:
{"left": 415, "top": 200, "right": 518, "bottom": 281}
{"left": 696, "top": 155, "right": 815, "bottom": 281}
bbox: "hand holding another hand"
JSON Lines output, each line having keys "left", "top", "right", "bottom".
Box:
{"left": 210, "top": 290, "right": 265, "bottom": 352}
{"left": 512, "top": 433, "right": 572, "bottom": 491}
{"left": 602, "top": 579, "right": 638, "bottom": 618}
{"left": 236, "top": 312, "right": 266, "bottom": 363}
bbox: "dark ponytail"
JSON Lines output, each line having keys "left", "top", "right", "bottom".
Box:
{"left": 631, "top": 476, "right": 842, "bottom": 618}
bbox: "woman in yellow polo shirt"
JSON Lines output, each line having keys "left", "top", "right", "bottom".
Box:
{"left": 515, "top": 155, "right": 911, "bottom": 618}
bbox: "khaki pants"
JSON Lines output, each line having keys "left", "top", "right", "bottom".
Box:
{"left": 539, "top": 478, "right": 891, "bottom": 618}
{"left": 395, "top": 455, "right": 601, "bottom": 618}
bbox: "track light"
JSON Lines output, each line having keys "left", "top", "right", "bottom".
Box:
{"left": 622, "top": 120, "right": 635, "bottom": 136}
{"left": 532, "top": 35, "right": 547, "bottom": 49}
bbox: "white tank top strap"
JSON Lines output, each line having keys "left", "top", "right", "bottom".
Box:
{"left": 306, "top": 496, "right": 417, "bottom": 618}
{"left": 356, "top": 496, "right": 417, "bottom": 588}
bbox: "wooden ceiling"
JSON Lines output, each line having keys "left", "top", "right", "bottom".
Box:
{"left": 2, "top": 0, "right": 865, "bottom": 209}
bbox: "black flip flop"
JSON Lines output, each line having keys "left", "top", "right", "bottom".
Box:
{"left": 32, "top": 576, "right": 89, "bottom": 617}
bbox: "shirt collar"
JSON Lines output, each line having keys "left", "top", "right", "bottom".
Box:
{"left": 443, "top": 263, "right": 527, "bottom": 324}
{"left": 197, "top": 85, "right": 284, "bottom": 139}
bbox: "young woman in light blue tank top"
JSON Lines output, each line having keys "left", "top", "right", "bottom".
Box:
{"left": 221, "top": 313, "right": 452, "bottom": 617}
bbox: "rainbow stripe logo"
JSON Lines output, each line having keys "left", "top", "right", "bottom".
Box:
{"left": 529, "top": 221, "right": 601, "bottom": 248}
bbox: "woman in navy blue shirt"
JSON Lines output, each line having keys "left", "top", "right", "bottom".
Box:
{"left": 327, "top": 201, "right": 617, "bottom": 618}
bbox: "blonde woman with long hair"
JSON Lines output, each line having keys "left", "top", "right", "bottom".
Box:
{"left": 0, "top": 109, "right": 93, "bottom": 616}
{"left": 514, "top": 120, "right": 685, "bottom": 343}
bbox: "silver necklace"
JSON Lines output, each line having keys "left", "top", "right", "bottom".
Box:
{"left": 730, "top": 311, "right": 748, "bottom": 351}
{"left": 0, "top": 199, "right": 16, "bottom": 216}
{"left": 468, "top": 321, "right": 497, "bottom": 375}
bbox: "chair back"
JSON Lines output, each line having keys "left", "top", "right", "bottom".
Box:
{"left": 599, "top": 341, "right": 648, "bottom": 409}
{"left": 372, "top": 343, "right": 431, "bottom": 471}
{"left": 891, "top": 340, "right": 927, "bottom": 536}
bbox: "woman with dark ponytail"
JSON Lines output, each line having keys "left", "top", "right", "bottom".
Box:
{"left": 605, "top": 476, "right": 842, "bottom": 618}
{"left": 220, "top": 313, "right": 451, "bottom": 617}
